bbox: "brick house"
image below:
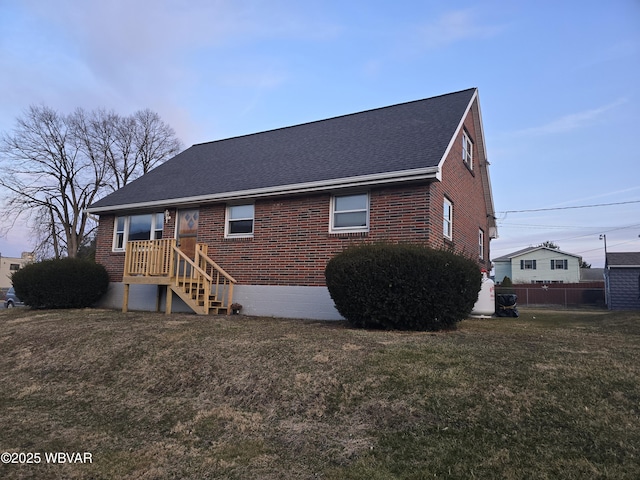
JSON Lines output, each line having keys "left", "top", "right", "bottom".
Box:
{"left": 87, "top": 88, "right": 497, "bottom": 319}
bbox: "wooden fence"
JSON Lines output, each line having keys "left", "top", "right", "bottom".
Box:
{"left": 496, "top": 282, "right": 605, "bottom": 308}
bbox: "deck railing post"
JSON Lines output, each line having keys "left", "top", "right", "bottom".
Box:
{"left": 124, "top": 243, "right": 131, "bottom": 276}
{"left": 227, "top": 282, "right": 234, "bottom": 314}
{"left": 124, "top": 239, "right": 235, "bottom": 315}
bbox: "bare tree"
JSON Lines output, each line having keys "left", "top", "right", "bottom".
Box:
{"left": 134, "top": 109, "right": 183, "bottom": 175}
{"left": 538, "top": 241, "right": 560, "bottom": 250}
{"left": 0, "top": 105, "right": 183, "bottom": 258}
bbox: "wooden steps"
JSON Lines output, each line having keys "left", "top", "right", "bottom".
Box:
{"left": 173, "top": 280, "right": 229, "bottom": 315}
{"left": 122, "top": 240, "right": 236, "bottom": 315}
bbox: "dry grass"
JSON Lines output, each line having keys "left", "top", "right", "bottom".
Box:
{"left": 0, "top": 307, "right": 638, "bottom": 479}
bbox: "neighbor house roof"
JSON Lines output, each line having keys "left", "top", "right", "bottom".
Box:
{"left": 88, "top": 88, "right": 480, "bottom": 213}
{"left": 606, "top": 252, "right": 640, "bottom": 267}
{"left": 493, "top": 246, "right": 582, "bottom": 263}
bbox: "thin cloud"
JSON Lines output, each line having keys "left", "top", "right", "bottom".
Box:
{"left": 415, "top": 9, "right": 505, "bottom": 49}
{"left": 548, "top": 186, "right": 640, "bottom": 208}
{"left": 514, "top": 98, "right": 628, "bottom": 136}
{"left": 13, "top": 0, "right": 339, "bottom": 99}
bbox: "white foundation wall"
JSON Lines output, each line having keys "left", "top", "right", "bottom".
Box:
{"left": 232, "top": 285, "right": 344, "bottom": 320}
{"left": 98, "top": 283, "right": 192, "bottom": 313}
{"left": 98, "top": 283, "right": 344, "bottom": 320}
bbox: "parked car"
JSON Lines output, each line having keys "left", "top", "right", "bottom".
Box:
{"left": 4, "top": 287, "right": 24, "bottom": 308}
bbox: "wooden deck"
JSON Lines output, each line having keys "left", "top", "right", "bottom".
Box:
{"left": 122, "top": 239, "right": 236, "bottom": 315}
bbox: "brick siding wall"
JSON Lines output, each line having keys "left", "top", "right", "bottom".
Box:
{"left": 95, "top": 103, "right": 492, "bottom": 286}
{"left": 95, "top": 215, "right": 123, "bottom": 283}
{"left": 431, "top": 101, "right": 491, "bottom": 265}
{"left": 195, "top": 184, "right": 437, "bottom": 286}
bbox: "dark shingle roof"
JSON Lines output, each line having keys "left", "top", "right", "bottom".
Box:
{"left": 89, "top": 88, "right": 476, "bottom": 212}
{"left": 606, "top": 252, "right": 640, "bottom": 267}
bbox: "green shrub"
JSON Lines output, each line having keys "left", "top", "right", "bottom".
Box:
{"left": 497, "top": 276, "right": 515, "bottom": 294}
{"left": 11, "top": 258, "right": 109, "bottom": 309}
{"left": 325, "top": 244, "right": 482, "bottom": 331}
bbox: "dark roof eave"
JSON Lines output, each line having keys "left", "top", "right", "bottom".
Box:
{"left": 87, "top": 166, "right": 441, "bottom": 214}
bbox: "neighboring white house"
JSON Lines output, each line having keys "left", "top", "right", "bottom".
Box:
{"left": 493, "top": 246, "right": 582, "bottom": 284}
{"left": 0, "top": 252, "right": 35, "bottom": 289}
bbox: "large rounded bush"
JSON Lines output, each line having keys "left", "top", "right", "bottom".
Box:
{"left": 325, "top": 244, "right": 481, "bottom": 331}
{"left": 11, "top": 258, "right": 109, "bottom": 309}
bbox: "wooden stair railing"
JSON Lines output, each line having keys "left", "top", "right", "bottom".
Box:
{"left": 122, "top": 239, "right": 237, "bottom": 315}
{"left": 171, "top": 246, "right": 213, "bottom": 314}
{"left": 195, "top": 244, "right": 237, "bottom": 315}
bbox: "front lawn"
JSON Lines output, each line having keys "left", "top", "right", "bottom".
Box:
{"left": 0, "top": 308, "right": 638, "bottom": 479}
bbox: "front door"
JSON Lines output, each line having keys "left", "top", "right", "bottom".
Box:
{"left": 177, "top": 209, "right": 199, "bottom": 259}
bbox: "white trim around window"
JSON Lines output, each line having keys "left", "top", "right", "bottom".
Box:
{"left": 225, "top": 204, "right": 255, "bottom": 238}
{"left": 112, "top": 212, "right": 164, "bottom": 251}
{"left": 330, "top": 192, "right": 369, "bottom": 233}
{"left": 479, "top": 228, "right": 485, "bottom": 260}
{"left": 443, "top": 197, "right": 453, "bottom": 239}
{"left": 462, "top": 129, "right": 473, "bottom": 170}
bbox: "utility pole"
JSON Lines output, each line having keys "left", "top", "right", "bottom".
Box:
{"left": 600, "top": 234, "right": 608, "bottom": 307}
{"left": 599, "top": 234, "right": 607, "bottom": 258}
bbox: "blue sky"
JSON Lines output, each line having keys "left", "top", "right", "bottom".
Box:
{"left": 1, "top": 0, "right": 639, "bottom": 267}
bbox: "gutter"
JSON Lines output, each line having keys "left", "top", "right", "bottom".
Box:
{"left": 87, "top": 166, "right": 441, "bottom": 214}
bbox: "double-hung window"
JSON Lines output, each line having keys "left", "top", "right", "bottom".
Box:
{"left": 330, "top": 193, "right": 369, "bottom": 232}
{"left": 443, "top": 197, "right": 453, "bottom": 239}
{"left": 551, "top": 259, "right": 568, "bottom": 270}
{"left": 520, "top": 259, "right": 537, "bottom": 270}
{"left": 113, "top": 213, "right": 164, "bottom": 251}
{"left": 462, "top": 130, "right": 473, "bottom": 169}
{"left": 478, "top": 229, "right": 485, "bottom": 260}
{"left": 226, "top": 204, "right": 254, "bottom": 238}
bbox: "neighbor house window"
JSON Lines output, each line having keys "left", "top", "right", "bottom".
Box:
{"left": 443, "top": 197, "right": 453, "bottom": 239}
{"left": 478, "top": 229, "right": 485, "bottom": 259}
{"left": 9, "top": 264, "right": 20, "bottom": 271}
{"left": 551, "top": 259, "right": 568, "bottom": 270}
{"left": 520, "top": 259, "right": 537, "bottom": 270}
{"left": 462, "top": 130, "right": 473, "bottom": 169}
{"left": 112, "top": 213, "right": 164, "bottom": 251}
{"left": 330, "top": 193, "right": 369, "bottom": 232}
{"left": 226, "top": 204, "right": 254, "bottom": 237}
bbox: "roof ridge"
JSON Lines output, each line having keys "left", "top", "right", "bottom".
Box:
{"left": 88, "top": 87, "right": 482, "bottom": 212}
{"left": 192, "top": 87, "right": 478, "bottom": 148}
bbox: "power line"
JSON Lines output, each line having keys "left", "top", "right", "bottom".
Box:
{"left": 497, "top": 223, "right": 601, "bottom": 229}
{"left": 496, "top": 199, "right": 640, "bottom": 214}
{"left": 490, "top": 223, "right": 640, "bottom": 256}
{"left": 576, "top": 238, "right": 640, "bottom": 255}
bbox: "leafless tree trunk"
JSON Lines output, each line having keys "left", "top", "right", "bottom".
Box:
{"left": 0, "top": 105, "right": 183, "bottom": 258}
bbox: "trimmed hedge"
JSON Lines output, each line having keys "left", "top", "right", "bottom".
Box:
{"left": 325, "top": 244, "right": 481, "bottom": 331}
{"left": 11, "top": 258, "right": 109, "bottom": 309}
